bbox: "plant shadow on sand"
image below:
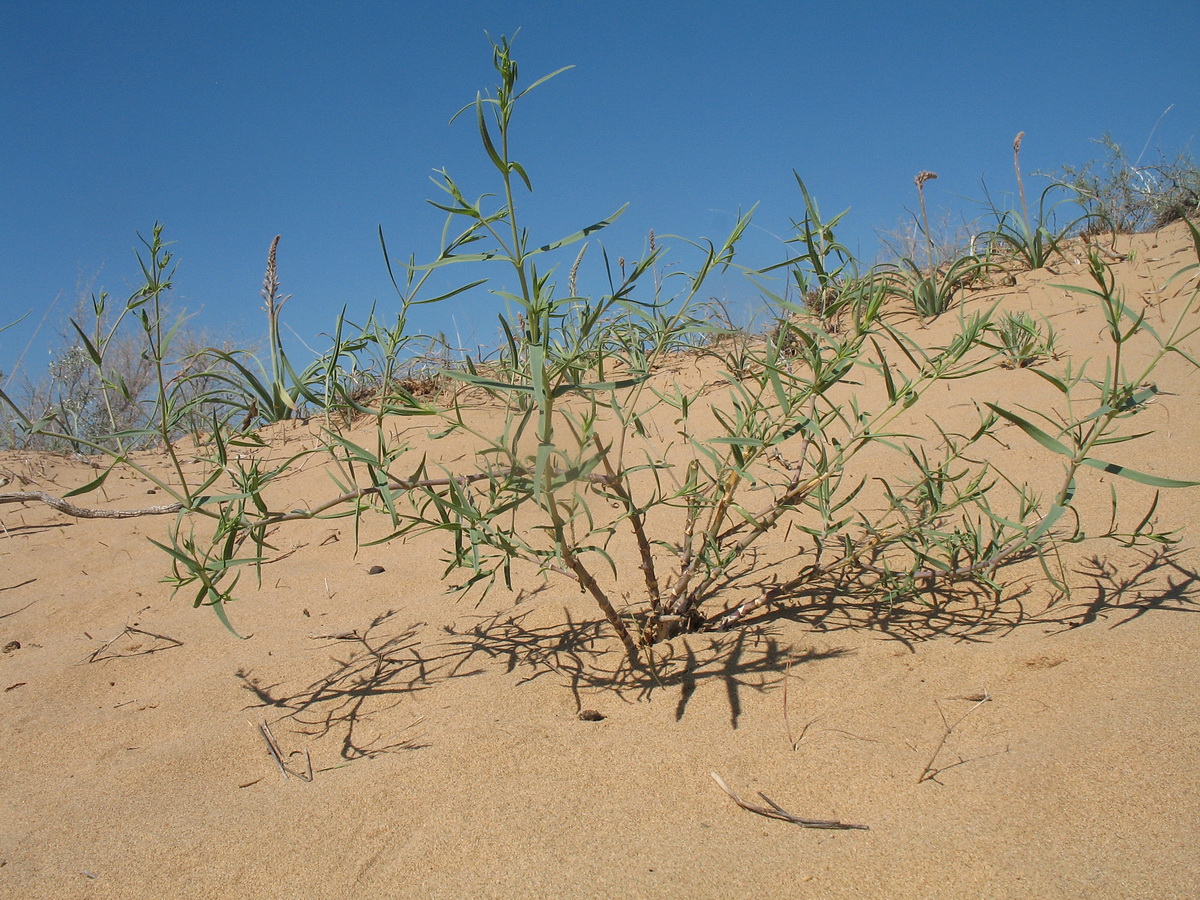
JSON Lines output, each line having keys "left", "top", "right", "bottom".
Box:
{"left": 1056, "top": 545, "right": 1200, "bottom": 631}
{"left": 237, "top": 610, "right": 486, "bottom": 760}
{"left": 439, "top": 608, "right": 851, "bottom": 728}
{"left": 740, "top": 544, "right": 1199, "bottom": 642}
{"left": 235, "top": 546, "right": 1198, "bottom": 754}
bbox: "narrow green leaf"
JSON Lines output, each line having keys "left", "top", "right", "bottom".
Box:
{"left": 510, "top": 160, "right": 533, "bottom": 193}
{"left": 476, "top": 96, "right": 506, "bottom": 174}
{"left": 514, "top": 65, "right": 575, "bottom": 100}
{"left": 709, "top": 436, "right": 765, "bottom": 448}
{"left": 208, "top": 597, "right": 249, "bottom": 639}
{"left": 529, "top": 205, "right": 628, "bottom": 255}
{"left": 1029, "top": 367, "right": 1070, "bottom": 394}
{"left": 69, "top": 320, "right": 103, "bottom": 366}
{"left": 550, "top": 376, "right": 644, "bottom": 397}
{"left": 1078, "top": 457, "right": 1199, "bottom": 488}
{"left": 408, "top": 278, "right": 488, "bottom": 306}
{"left": 1077, "top": 385, "right": 1160, "bottom": 424}
{"left": 63, "top": 462, "right": 117, "bottom": 498}
{"left": 985, "top": 403, "right": 1073, "bottom": 457}
{"left": 442, "top": 370, "right": 533, "bottom": 393}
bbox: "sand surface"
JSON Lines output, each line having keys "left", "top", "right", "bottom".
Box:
{"left": 2, "top": 224, "right": 1199, "bottom": 898}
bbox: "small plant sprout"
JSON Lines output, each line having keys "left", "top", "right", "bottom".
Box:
{"left": 988, "top": 311, "right": 1058, "bottom": 368}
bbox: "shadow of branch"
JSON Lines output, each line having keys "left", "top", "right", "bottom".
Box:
{"left": 237, "top": 609, "right": 483, "bottom": 759}
{"left": 1052, "top": 545, "right": 1199, "bottom": 631}
{"left": 440, "top": 607, "right": 851, "bottom": 727}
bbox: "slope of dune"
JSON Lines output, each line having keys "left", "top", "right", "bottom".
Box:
{"left": 2, "top": 222, "right": 1198, "bottom": 899}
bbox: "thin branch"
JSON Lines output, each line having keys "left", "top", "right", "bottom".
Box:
{"left": 0, "top": 491, "right": 183, "bottom": 519}
{"left": 85, "top": 626, "right": 183, "bottom": 663}
{"left": 688, "top": 472, "right": 826, "bottom": 607}
{"left": 260, "top": 463, "right": 614, "bottom": 527}
{"left": 918, "top": 693, "right": 993, "bottom": 783}
{"left": 561, "top": 547, "right": 641, "bottom": 665}
{"left": 256, "top": 720, "right": 314, "bottom": 782}
{"left": 706, "top": 586, "right": 777, "bottom": 632}
{"left": 257, "top": 721, "right": 291, "bottom": 779}
{"left": 591, "top": 434, "right": 660, "bottom": 606}
{"left": 665, "top": 471, "right": 742, "bottom": 618}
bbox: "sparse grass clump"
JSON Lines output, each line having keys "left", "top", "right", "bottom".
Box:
{"left": 982, "top": 132, "right": 1089, "bottom": 272}
{"left": 988, "top": 311, "right": 1058, "bottom": 369}
{"left": 880, "top": 171, "right": 986, "bottom": 318}
{"left": 1060, "top": 132, "right": 1200, "bottom": 234}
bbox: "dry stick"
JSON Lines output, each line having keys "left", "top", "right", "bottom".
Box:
{"left": 293, "top": 748, "right": 314, "bottom": 782}
{"left": 257, "top": 720, "right": 314, "bottom": 782}
{"left": 0, "top": 491, "right": 183, "bottom": 519}
{"left": 917, "top": 692, "right": 992, "bottom": 784}
{"left": 710, "top": 772, "right": 868, "bottom": 830}
{"left": 257, "top": 721, "right": 291, "bottom": 780}
{"left": 85, "top": 626, "right": 183, "bottom": 663}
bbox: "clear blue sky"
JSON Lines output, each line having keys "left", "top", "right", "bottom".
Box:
{"left": 2, "top": 1, "right": 1197, "bottom": 382}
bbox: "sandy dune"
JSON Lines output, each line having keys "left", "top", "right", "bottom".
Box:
{"left": 2, "top": 223, "right": 1198, "bottom": 899}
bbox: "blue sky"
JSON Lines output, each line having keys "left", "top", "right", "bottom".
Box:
{"left": 2, "top": 1, "right": 1197, "bottom": 383}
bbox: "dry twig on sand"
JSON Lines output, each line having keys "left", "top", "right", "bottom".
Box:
{"left": 256, "top": 721, "right": 314, "bottom": 782}
{"left": 710, "top": 772, "right": 868, "bottom": 830}
{"left": 781, "top": 651, "right": 820, "bottom": 750}
{"left": 917, "top": 692, "right": 1007, "bottom": 783}
{"left": 84, "top": 626, "right": 183, "bottom": 663}
{"left": 0, "top": 490, "right": 183, "bottom": 518}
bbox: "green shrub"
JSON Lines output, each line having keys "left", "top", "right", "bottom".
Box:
{"left": 3, "top": 41, "right": 1196, "bottom": 674}
{"left": 881, "top": 171, "right": 986, "bottom": 318}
